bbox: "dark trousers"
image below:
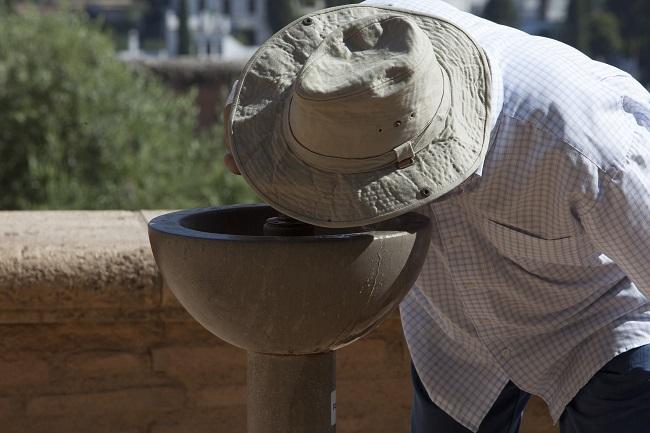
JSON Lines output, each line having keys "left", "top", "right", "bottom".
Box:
{"left": 411, "top": 344, "right": 650, "bottom": 433}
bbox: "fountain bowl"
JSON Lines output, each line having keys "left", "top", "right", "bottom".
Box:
{"left": 148, "top": 204, "right": 430, "bottom": 355}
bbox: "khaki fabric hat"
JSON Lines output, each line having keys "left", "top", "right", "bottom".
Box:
{"left": 226, "top": 5, "right": 492, "bottom": 227}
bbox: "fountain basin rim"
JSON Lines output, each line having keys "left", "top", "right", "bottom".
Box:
{"left": 148, "top": 203, "right": 429, "bottom": 243}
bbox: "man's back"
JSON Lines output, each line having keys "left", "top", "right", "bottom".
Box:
{"left": 362, "top": 0, "right": 650, "bottom": 431}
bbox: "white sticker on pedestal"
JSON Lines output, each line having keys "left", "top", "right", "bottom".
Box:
{"left": 331, "top": 389, "right": 336, "bottom": 426}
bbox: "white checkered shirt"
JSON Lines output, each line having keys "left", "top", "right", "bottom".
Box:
{"left": 361, "top": 0, "right": 650, "bottom": 431}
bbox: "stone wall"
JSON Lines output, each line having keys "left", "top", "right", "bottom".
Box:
{"left": 0, "top": 211, "right": 558, "bottom": 433}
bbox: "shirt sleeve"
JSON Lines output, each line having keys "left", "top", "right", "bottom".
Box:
{"left": 579, "top": 78, "right": 650, "bottom": 296}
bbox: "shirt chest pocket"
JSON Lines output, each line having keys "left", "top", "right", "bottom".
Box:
{"left": 483, "top": 219, "right": 586, "bottom": 267}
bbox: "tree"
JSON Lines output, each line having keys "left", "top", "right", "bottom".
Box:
{"left": 605, "top": 0, "right": 650, "bottom": 84}
{"left": 178, "top": 0, "right": 190, "bottom": 55}
{"left": 538, "top": 0, "right": 550, "bottom": 20}
{"left": 0, "top": 11, "right": 256, "bottom": 210}
{"left": 482, "top": 0, "right": 520, "bottom": 28}
{"left": 588, "top": 11, "right": 623, "bottom": 61}
{"left": 604, "top": 0, "right": 647, "bottom": 43}
{"left": 0, "top": 0, "right": 13, "bottom": 12}
{"left": 325, "top": 0, "right": 361, "bottom": 6}
{"left": 565, "top": 0, "right": 592, "bottom": 54}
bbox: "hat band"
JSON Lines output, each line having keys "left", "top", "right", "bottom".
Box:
{"left": 284, "top": 69, "right": 452, "bottom": 174}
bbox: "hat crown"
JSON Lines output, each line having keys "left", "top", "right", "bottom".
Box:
{"left": 288, "top": 14, "right": 446, "bottom": 164}
{"left": 297, "top": 15, "right": 424, "bottom": 100}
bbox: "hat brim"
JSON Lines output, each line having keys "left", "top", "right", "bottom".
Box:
{"left": 230, "top": 5, "right": 492, "bottom": 228}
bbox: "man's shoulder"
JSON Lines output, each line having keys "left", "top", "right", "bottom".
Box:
{"left": 495, "top": 42, "right": 638, "bottom": 173}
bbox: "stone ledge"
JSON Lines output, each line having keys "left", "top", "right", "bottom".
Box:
{"left": 127, "top": 58, "right": 245, "bottom": 84}
{"left": 0, "top": 210, "right": 187, "bottom": 323}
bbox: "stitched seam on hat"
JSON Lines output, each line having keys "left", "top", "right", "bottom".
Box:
{"left": 296, "top": 15, "right": 426, "bottom": 102}
{"left": 286, "top": 64, "right": 449, "bottom": 166}
{"left": 286, "top": 96, "right": 442, "bottom": 168}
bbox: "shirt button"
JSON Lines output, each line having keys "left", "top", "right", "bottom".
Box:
{"left": 501, "top": 348, "right": 512, "bottom": 359}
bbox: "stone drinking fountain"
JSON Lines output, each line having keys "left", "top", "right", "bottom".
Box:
{"left": 148, "top": 203, "right": 431, "bottom": 433}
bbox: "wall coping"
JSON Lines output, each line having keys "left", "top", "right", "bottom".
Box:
{"left": 127, "top": 58, "right": 246, "bottom": 84}
{"left": 0, "top": 210, "right": 190, "bottom": 324}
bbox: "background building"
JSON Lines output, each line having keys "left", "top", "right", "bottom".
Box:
{"left": 164, "top": 0, "right": 271, "bottom": 59}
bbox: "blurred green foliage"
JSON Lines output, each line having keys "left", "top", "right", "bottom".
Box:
{"left": 0, "top": 10, "right": 256, "bottom": 210}
{"left": 588, "top": 10, "right": 623, "bottom": 60}
{"left": 605, "top": 0, "right": 650, "bottom": 84}
{"left": 178, "top": 0, "right": 190, "bottom": 55}
{"left": 566, "top": 0, "right": 592, "bottom": 53}
{"left": 324, "top": 0, "right": 360, "bottom": 7}
{"left": 483, "top": 0, "right": 520, "bottom": 28}
{"left": 562, "top": 0, "right": 649, "bottom": 82}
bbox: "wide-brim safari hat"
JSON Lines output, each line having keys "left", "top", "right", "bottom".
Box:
{"left": 225, "top": 4, "right": 492, "bottom": 228}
